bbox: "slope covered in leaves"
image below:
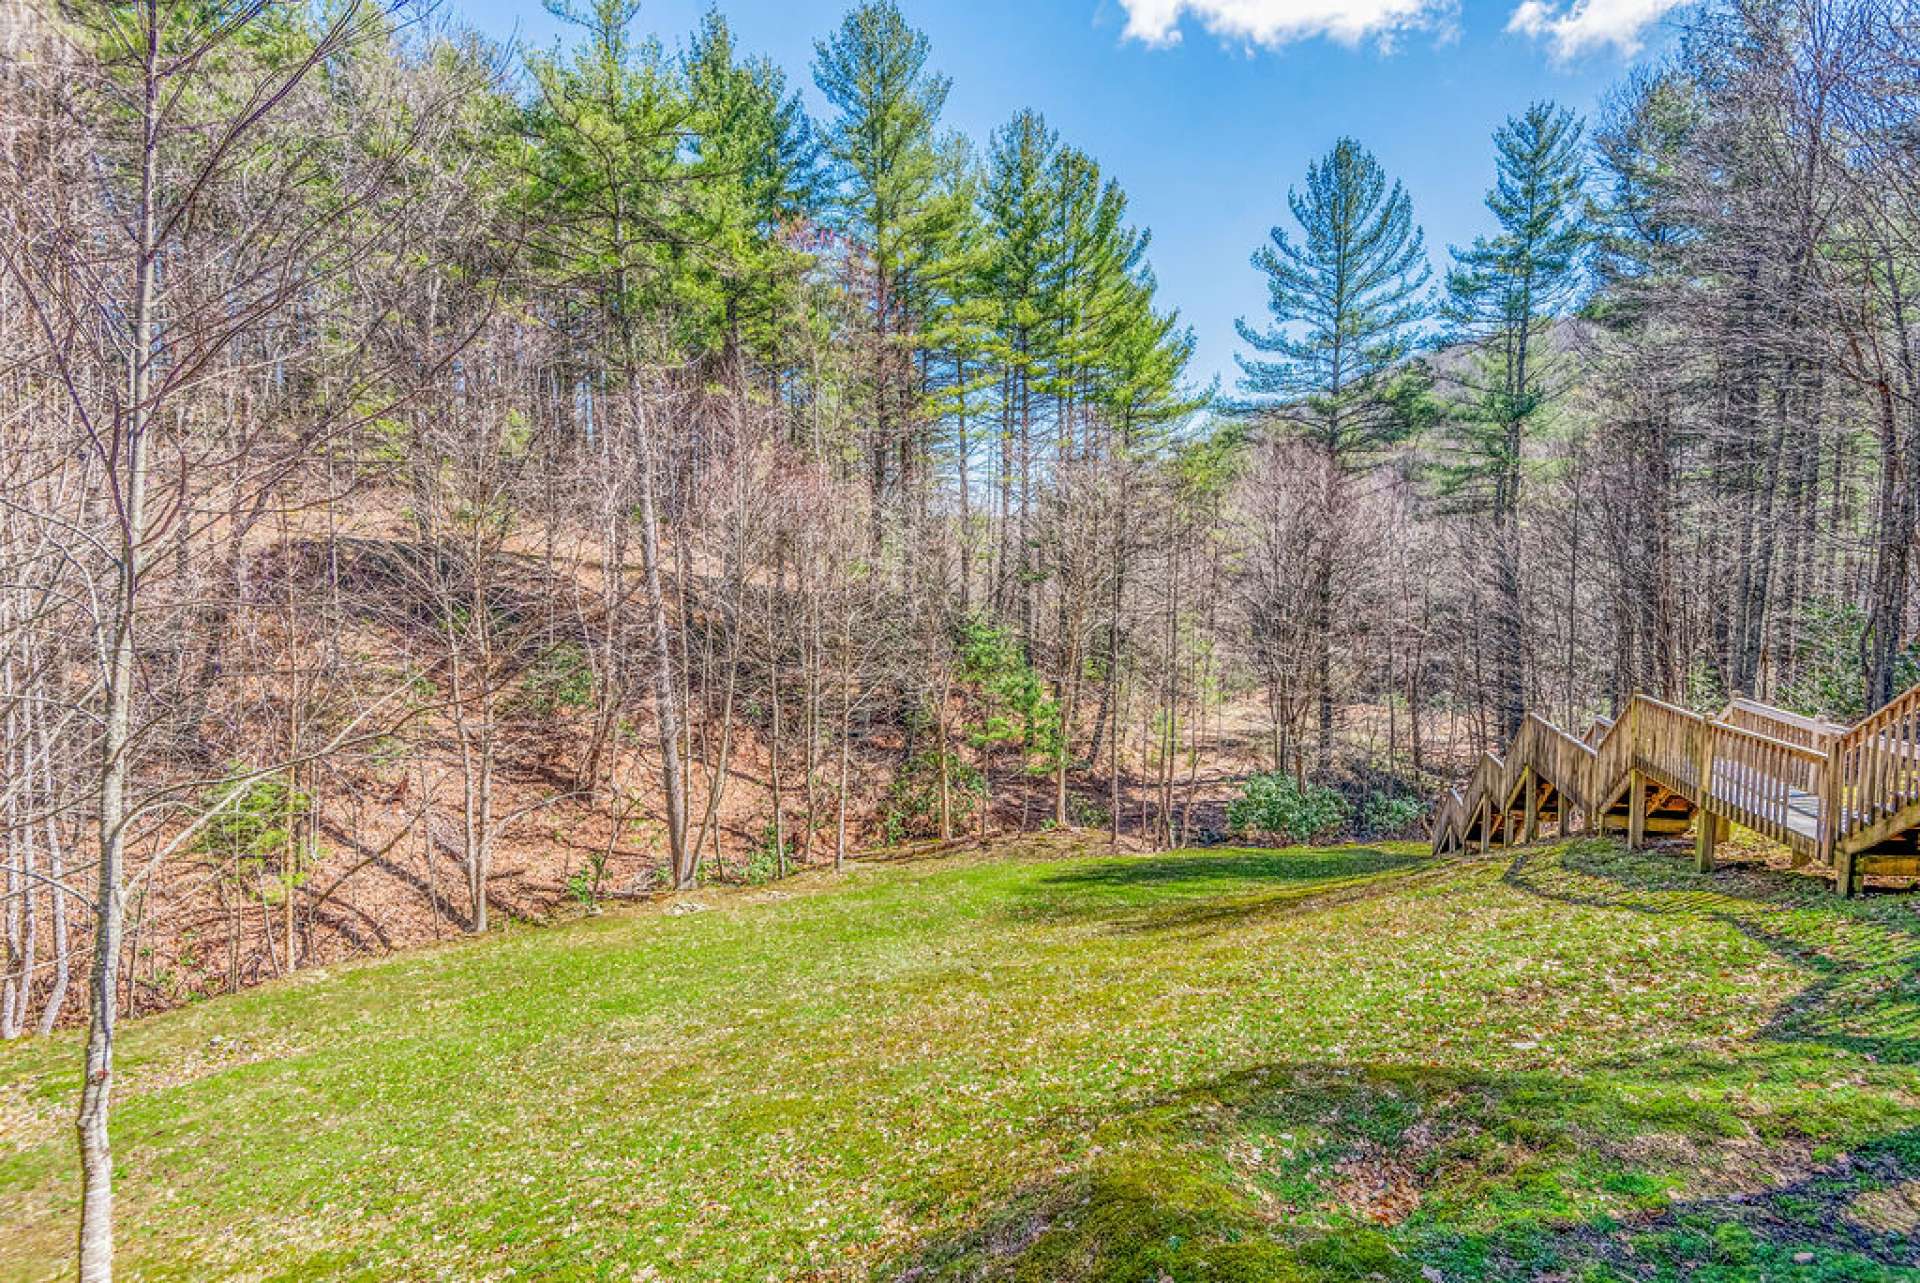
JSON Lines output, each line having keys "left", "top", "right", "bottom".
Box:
{"left": 1, "top": 838, "right": 1916, "bottom": 1280}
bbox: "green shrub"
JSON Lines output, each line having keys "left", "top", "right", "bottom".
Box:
{"left": 1067, "top": 793, "right": 1111, "bottom": 830}
{"left": 957, "top": 617, "right": 1062, "bottom": 777}
{"left": 880, "top": 753, "right": 984, "bottom": 844}
{"left": 199, "top": 771, "right": 308, "bottom": 863}
{"left": 565, "top": 858, "right": 606, "bottom": 909}
{"left": 743, "top": 823, "right": 788, "bottom": 885}
{"left": 517, "top": 642, "right": 595, "bottom": 716}
{"left": 1358, "top": 791, "right": 1425, "bottom": 838}
{"left": 1227, "top": 772, "right": 1348, "bottom": 844}
{"left": 197, "top": 770, "right": 313, "bottom": 903}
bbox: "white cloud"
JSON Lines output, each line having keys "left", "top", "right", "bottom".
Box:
{"left": 1506, "top": 0, "right": 1681, "bottom": 58}
{"left": 1119, "top": 0, "right": 1454, "bottom": 50}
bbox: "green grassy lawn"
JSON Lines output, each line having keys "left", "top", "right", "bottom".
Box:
{"left": 2, "top": 838, "right": 1918, "bottom": 1282}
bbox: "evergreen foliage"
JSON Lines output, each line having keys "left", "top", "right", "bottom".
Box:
{"left": 1435, "top": 101, "right": 1589, "bottom": 507}
{"left": 1231, "top": 137, "right": 1432, "bottom": 466}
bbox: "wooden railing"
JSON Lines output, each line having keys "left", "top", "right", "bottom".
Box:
{"left": 1591, "top": 704, "right": 1637, "bottom": 809}
{"left": 1701, "top": 722, "right": 1824, "bottom": 849}
{"left": 1432, "top": 685, "right": 1920, "bottom": 893}
{"left": 1722, "top": 697, "right": 1846, "bottom": 754}
{"left": 1630, "top": 696, "right": 1707, "bottom": 797}
{"left": 1468, "top": 751, "right": 1503, "bottom": 827}
{"left": 1431, "top": 787, "right": 1465, "bottom": 843}
{"left": 1525, "top": 713, "right": 1597, "bottom": 813}
{"left": 1830, "top": 682, "right": 1920, "bottom": 848}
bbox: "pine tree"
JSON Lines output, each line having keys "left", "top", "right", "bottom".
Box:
{"left": 1232, "top": 137, "right": 1431, "bottom": 462}
{"left": 1232, "top": 137, "right": 1432, "bottom": 775}
{"left": 980, "top": 108, "right": 1059, "bottom": 628}
{"left": 1439, "top": 102, "right": 1587, "bottom": 740}
{"left": 521, "top": 0, "right": 698, "bottom": 887}
{"left": 1045, "top": 145, "right": 1144, "bottom": 458}
{"left": 526, "top": 0, "right": 690, "bottom": 324}
{"left": 684, "top": 10, "right": 821, "bottom": 377}
{"left": 918, "top": 150, "right": 998, "bottom": 610}
{"left": 812, "top": 0, "right": 952, "bottom": 525}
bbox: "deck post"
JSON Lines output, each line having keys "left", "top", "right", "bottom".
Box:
{"left": 1835, "top": 844, "right": 1857, "bottom": 898}
{"left": 1694, "top": 728, "right": 1717, "bottom": 873}
{"left": 1522, "top": 769, "right": 1539, "bottom": 844}
{"left": 1627, "top": 770, "right": 1647, "bottom": 849}
{"left": 1818, "top": 739, "right": 1842, "bottom": 872}
{"left": 1478, "top": 799, "right": 1491, "bottom": 855}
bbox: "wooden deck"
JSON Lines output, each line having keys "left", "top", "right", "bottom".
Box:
{"left": 1431, "top": 687, "right": 1920, "bottom": 894}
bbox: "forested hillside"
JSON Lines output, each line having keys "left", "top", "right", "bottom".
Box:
{"left": 3, "top": 0, "right": 1920, "bottom": 1275}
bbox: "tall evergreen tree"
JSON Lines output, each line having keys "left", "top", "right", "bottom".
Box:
{"left": 812, "top": 0, "right": 952, "bottom": 523}
{"left": 684, "top": 10, "right": 821, "bottom": 376}
{"left": 1232, "top": 137, "right": 1431, "bottom": 459}
{"left": 1232, "top": 137, "right": 1431, "bottom": 774}
{"left": 980, "top": 108, "right": 1058, "bottom": 627}
{"left": 1439, "top": 102, "right": 1587, "bottom": 740}
{"left": 522, "top": 0, "right": 698, "bottom": 887}
{"left": 1045, "top": 145, "right": 1143, "bottom": 457}
{"left": 919, "top": 147, "right": 999, "bottom": 610}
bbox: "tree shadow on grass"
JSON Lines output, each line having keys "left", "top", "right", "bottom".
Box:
{"left": 883, "top": 1057, "right": 1920, "bottom": 1282}
{"left": 1004, "top": 847, "right": 1432, "bottom": 937}
{"left": 1504, "top": 840, "right": 1920, "bottom": 1066}
{"left": 888, "top": 845, "right": 1920, "bottom": 1280}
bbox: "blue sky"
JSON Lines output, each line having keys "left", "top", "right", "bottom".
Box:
{"left": 448, "top": 0, "right": 1684, "bottom": 390}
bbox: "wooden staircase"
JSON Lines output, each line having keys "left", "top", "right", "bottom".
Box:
{"left": 1430, "top": 686, "right": 1920, "bottom": 894}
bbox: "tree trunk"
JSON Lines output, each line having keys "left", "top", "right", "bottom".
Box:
{"left": 77, "top": 36, "right": 163, "bottom": 1270}
{"left": 626, "top": 382, "right": 690, "bottom": 889}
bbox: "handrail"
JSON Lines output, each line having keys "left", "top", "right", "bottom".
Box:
{"left": 1526, "top": 711, "right": 1590, "bottom": 743}
{"left": 1828, "top": 682, "right": 1920, "bottom": 844}
{"left": 1700, "top": 718, "right": 1826, "bottom": 848}
{"left": 1721, "top": 696, "right": 1847, "bottom": 754}
{"left": 1629, "top": 697, "right": 1707, "bottom": 795}
{"left": 1724, "top": 697, "right": 1846, "bottom": 738}
{"left": 1707, "top": 720, "right": 1826, "bottom": 764}
{"left": 1522, "top": 711, "right": 1598, "bottom": 812}
{"left": 1633, "top": 693, "right": 1699, "bottom": 720}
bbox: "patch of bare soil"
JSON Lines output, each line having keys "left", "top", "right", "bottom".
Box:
{"left": 1848, "top": 1178, "right": 1920, "bottom": 1236}
{"left": 1607, "top": 1131, "right": 1822, "bottom": 1200}
{"left": 1330, "top": 1142, "right": 1423, "bottom": 1226}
